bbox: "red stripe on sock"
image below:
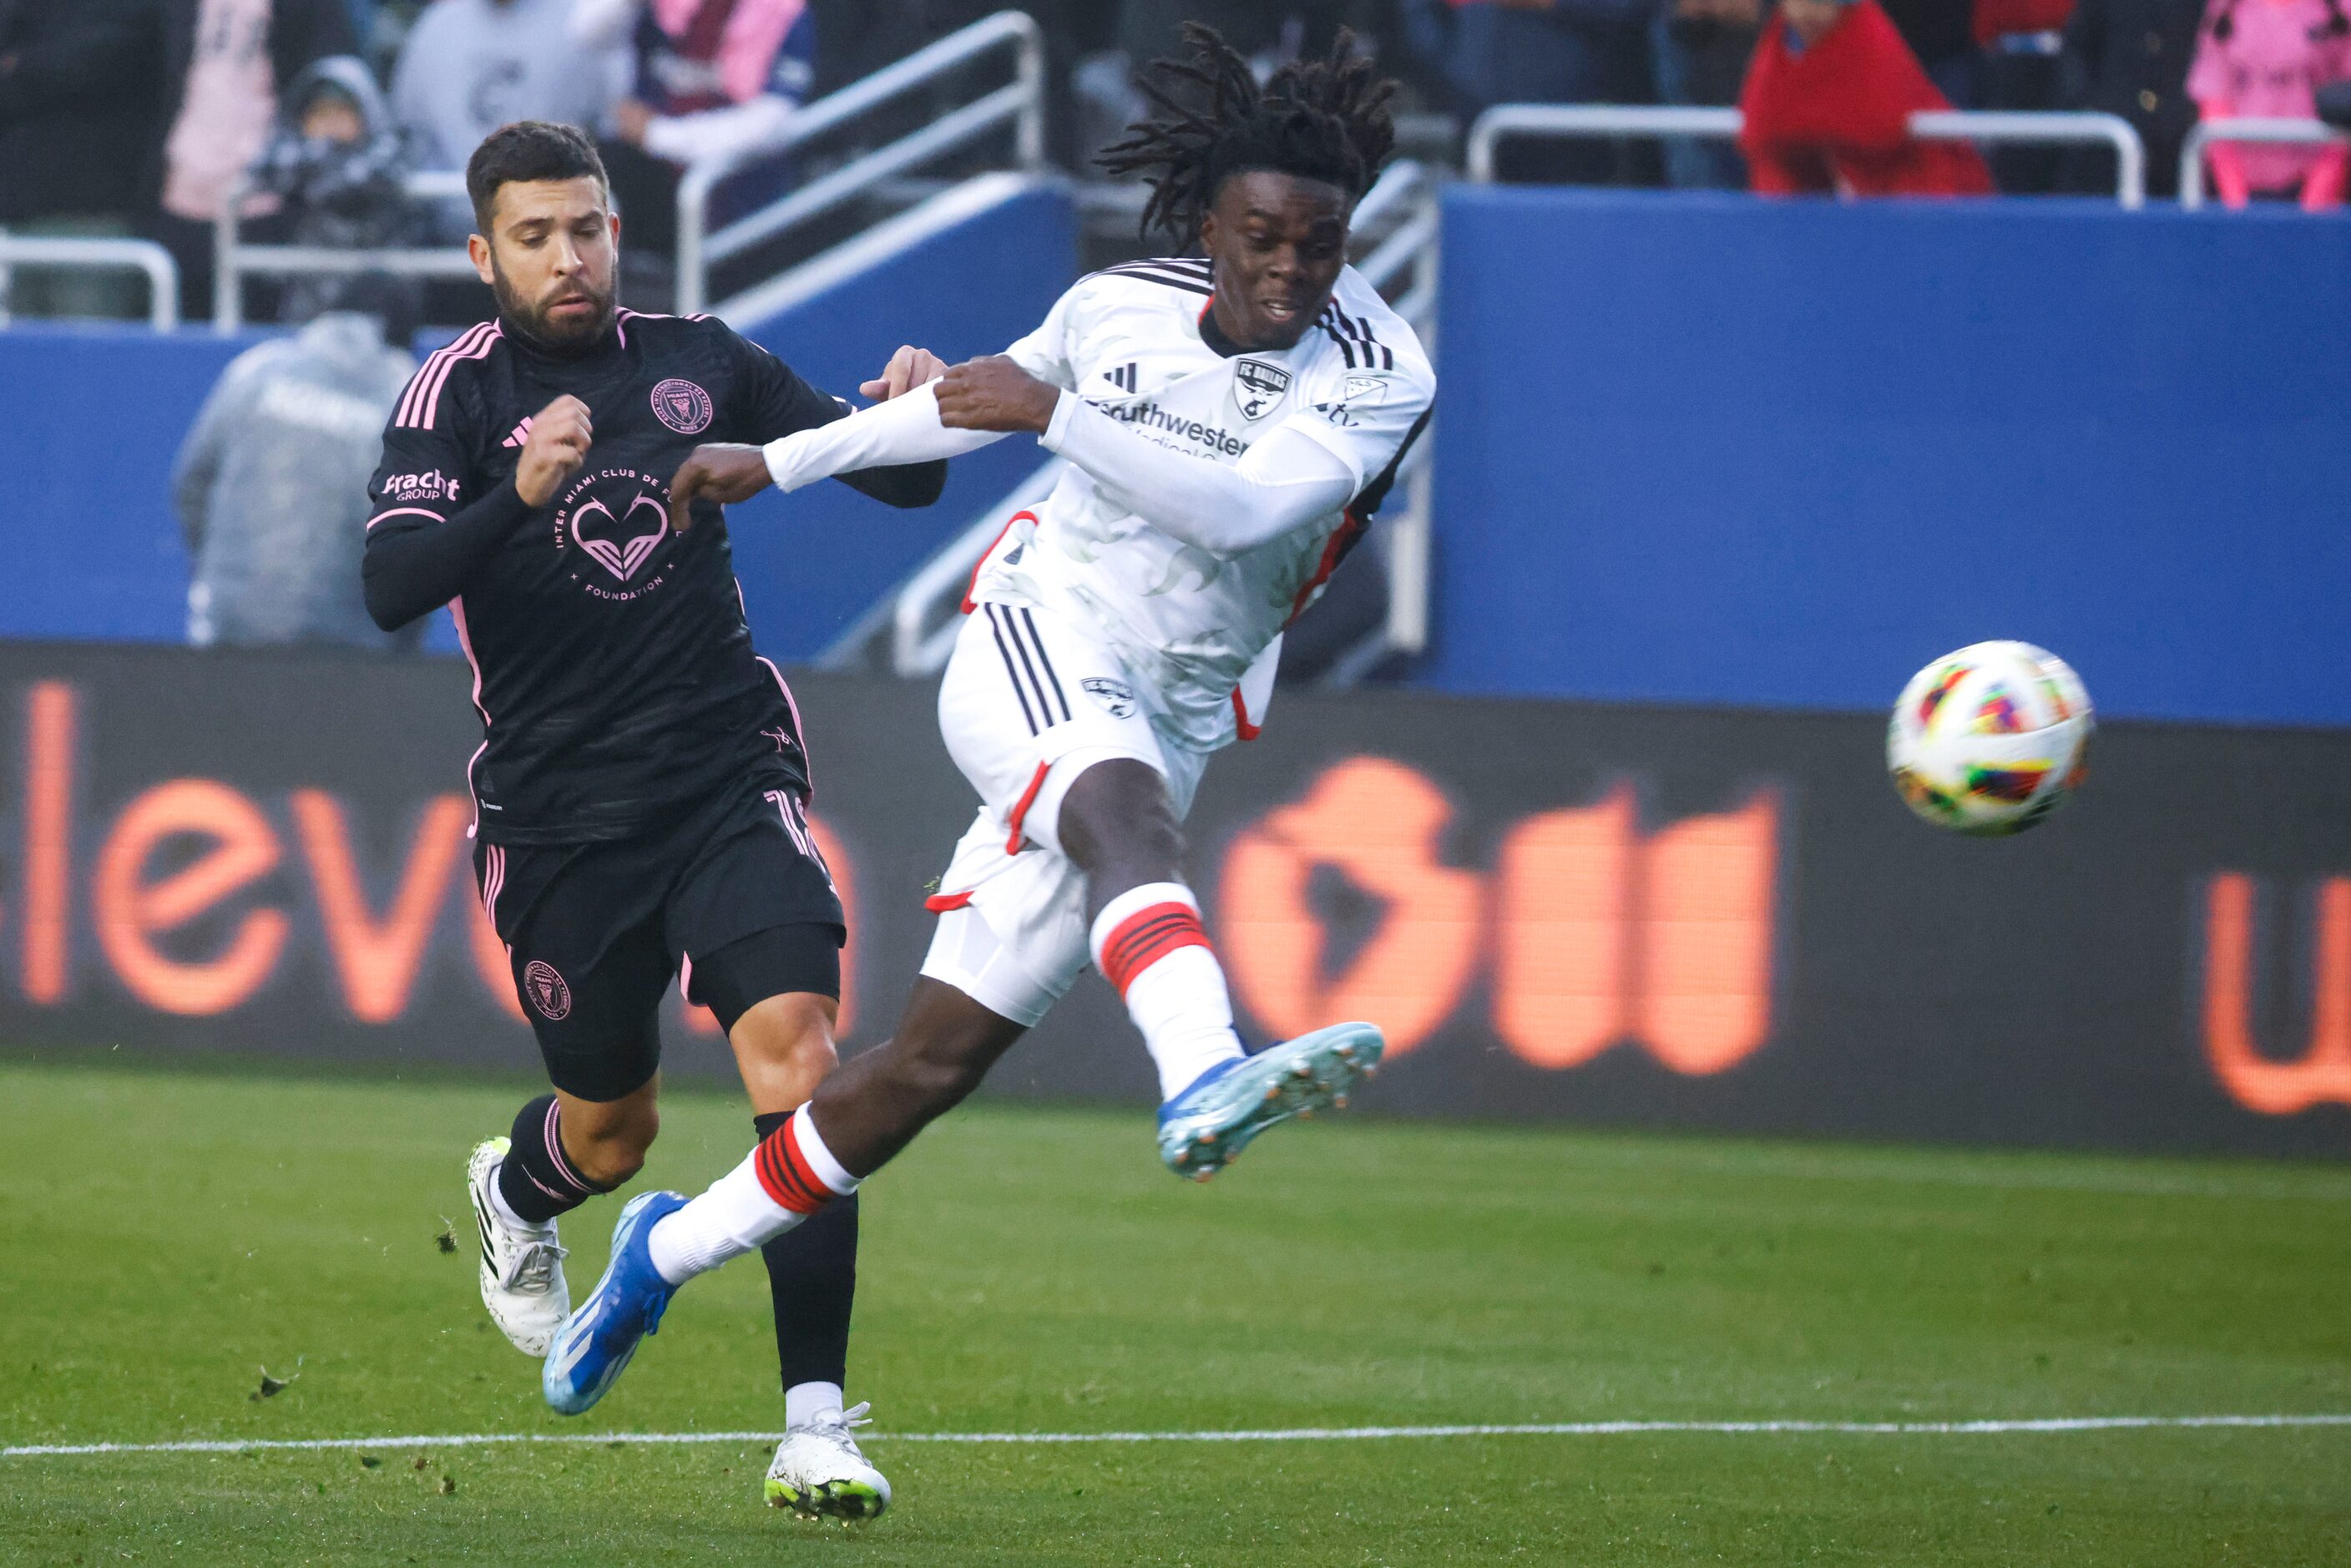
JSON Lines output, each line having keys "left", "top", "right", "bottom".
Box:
{"left": 1100, "top": 902, "right": 1211, "bottom": 999}
{"left": 753, "top": 1125, "right": 832, "bottom": 1214}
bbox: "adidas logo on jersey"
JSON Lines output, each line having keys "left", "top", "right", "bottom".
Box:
{"left": 1101, "top": 363, "right": 1139, "bottom": 395}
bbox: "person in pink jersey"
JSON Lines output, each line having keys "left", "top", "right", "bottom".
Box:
{"left": 2188, "top": 0, "right": 2351, "bottom": 206}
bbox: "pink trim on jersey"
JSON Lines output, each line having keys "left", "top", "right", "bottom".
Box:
{"left": 756, "top": 655, "right": 811, "bottom": 798}
{"left": 397, "top": 321, "right": 503, "bottom": 431}
{"left": 449, "top": 595, "right": 492, "bottom": 837}
{"left": 366, "top": 506, "right": 446, "bottom": 532}
{"left": 448, "top": 599, "right": 488, "bottom": 725}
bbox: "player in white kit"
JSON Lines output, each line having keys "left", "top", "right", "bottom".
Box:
{"left": 539, "top": 27, "right": 1436, "bottom": 1418}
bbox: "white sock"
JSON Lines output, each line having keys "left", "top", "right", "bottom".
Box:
{"left": 786, "top": 1380, "right": 846, "bottom": 1429}
{"left": 1090, "top": 883, "right": 1246, "bottom": 1100}
{"left": 485, "top": 1162, "right": 534, "bottom": 1232}
{"left": 646, "top": 1107, "right": 858, "bottom": 1286}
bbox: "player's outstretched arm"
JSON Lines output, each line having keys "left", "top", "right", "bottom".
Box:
{"left": 1038, "top": 397, "right": 1357, "bottom": 553}
{"left": 761, "top": 376, "right": 1010, "bottom": 496}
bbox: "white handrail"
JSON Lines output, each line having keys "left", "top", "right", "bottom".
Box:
{"left": 1466, "top": 104, "right": 2148, "bottom": 208}
{"left": 2179, "top": 117, "right": 2351, "bottom": 210}
{"left": 0, "top": 236, "right": 180, "bottom": 331}
{"left": 214, "top": 170, "right": 478, "bottom": 332}
{"left": 1467, "top": 104, "right": 1739, "bottom": 181}
{"left": 676, "top": 9, "right": 1046, "bottom": 315}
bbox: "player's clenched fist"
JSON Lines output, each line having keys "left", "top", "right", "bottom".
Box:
{"left": 935, "top": 356, "right": 1060, "bottom": 435}
{"left": 666, "top": 444, "right": 774, "bottom": 533}
{"left": 515, "top": 394, "right": 594, "bottom": 508}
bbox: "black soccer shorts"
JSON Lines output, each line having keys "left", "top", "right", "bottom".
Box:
{"left": 474, "top": 778, "right": 845, "bottom": 1102}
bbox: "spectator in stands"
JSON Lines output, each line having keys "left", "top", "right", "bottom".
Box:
{"left": 570, "top": 0, "right": 816, "bottom": 262}
{"left": 1405, "top": 0, "right": 1655, "bottom": 182}
{"left": 0, "top": 0, "right": 158, "bottom": 318}
{"left": 1973, "top": 0, "right": 2075, "bottom": 190}
{"left": 1881, "top": 0, "right": 1983, "bottom": 100}
{"left": 391, "top": 0, "right": 620, "bottom": 232}
{"left": 2187, "top": 0, "right": 2351, "bottom": 206}
{"left": 2058, "top": 0, "right": 2201, "bottom": 195}
{"left": 147, "top": 0, "right": 364, "bottom": 321}
{"left": 252, "top": 57, "right": 426, "bottom": 321}
{"left": 174, "top": 272, "right": 422, "bottom": 652}
{"left": 1651, "top": 0, "right": 1766, "bottom": 187}
{"left": 1738, "top": 0, "right": 1997, "bottom": 193}
{"left": 1120, "top": 2, "right": 1356, "bottom": 65}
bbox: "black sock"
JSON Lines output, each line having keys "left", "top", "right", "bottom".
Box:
{"left": 754, "top": 1110, "right": 859, "bottom": 1395}
{"left": 496, "top": 1094, "right": 607, "bottom": 1225}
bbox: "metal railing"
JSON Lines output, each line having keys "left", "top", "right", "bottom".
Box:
{"left": 2179, "top": 117, "right": 2351, "bottom": 210}
{"left": 0, "top": 236, "right": 180, "bottom": 331}
{"left": 676, "top": 9, "right": 1046, "bottom": 314}
{"left": 1467, "top": 104, "right": 2149, "bottom": 209}
{"left": 213, "top": 12, "right": 1044, "bottom": 328}
{"left": 214, "top": 169, "right": 475, "bottom": 331}
{"left": 890, "top": 458, "right": 1064, "bottom": 676}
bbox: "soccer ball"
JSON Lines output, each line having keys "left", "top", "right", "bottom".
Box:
{"left": 1887, "top": 641, "right": 2093, "bottom": 836}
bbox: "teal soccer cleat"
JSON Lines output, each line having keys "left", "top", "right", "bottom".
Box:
{"left": 1155, "top": 1022, "right": 1383, "bottom": 1181}
{"left": 542, "top": 1190, "right": 685, "bottom": 1416}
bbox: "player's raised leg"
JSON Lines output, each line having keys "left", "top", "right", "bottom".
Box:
{"left": 468, "top": 1081, "right": 648, "bottom": 1354}
{"left": 1059, "top": 758, "right": 1382, "bottom": 1180}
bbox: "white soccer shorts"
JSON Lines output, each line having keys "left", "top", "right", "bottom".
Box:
{"left": 918, "top": 600, "right": 1211, "bottom": 1026}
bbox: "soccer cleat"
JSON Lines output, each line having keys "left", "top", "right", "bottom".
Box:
{"left": 466, "top": 1136, "right": 569, "bottom": 1357}
{"left": 764, "top": 1403, "right": 892, "bottom": 1522}
{"left": 541, "top": 1189, "right": 686, "bottom": 1415}
{"left": 1155, "top": 1022, "right": 1384, "bottom": 1180}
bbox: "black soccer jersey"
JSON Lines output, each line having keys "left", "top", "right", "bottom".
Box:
{"left": 366, "top": 309, "right": 937, "bottom": 845}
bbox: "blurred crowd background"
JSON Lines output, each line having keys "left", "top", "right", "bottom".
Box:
{"left": 4, "top": 0, "right": 2343, "bottom": 327}
{"left": 4, "top": 0, "right": 2340, "bottom": 655}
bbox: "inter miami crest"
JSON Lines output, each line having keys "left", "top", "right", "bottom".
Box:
{"left": 523, "top": 961, "right": 572, "bottom": 1021}
{"left": 1232, "top": 358, "right": 1292, "bottom": 422}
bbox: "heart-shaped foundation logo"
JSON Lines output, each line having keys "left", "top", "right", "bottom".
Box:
{"left": 570, "top": 493, "right": 670, "bottom": 581}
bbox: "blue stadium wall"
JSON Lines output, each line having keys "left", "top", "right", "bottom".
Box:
{"left": 1423, "top": 190, "right": 2351, "bottom": 726}
{"left": 5, "top": 187, "right": 2350, "bottom": 723}
{"left": 0, "top": 181, "right": 1074, "bottom": 662}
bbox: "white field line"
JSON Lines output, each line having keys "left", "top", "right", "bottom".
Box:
{"left": 8, "top": 1414, "right": 2351, "bottom": 1459}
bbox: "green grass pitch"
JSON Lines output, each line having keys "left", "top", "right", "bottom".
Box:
{"left": 3, "top": 1055, "right": 2348, "bottom": 1565}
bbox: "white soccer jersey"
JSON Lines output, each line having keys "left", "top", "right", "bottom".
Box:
{"left": 976, "top": 257, "right": 1435, "bottom": 749}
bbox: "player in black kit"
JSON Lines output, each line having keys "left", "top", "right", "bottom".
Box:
{"left": 362, "top": 122, "right": 943, "bottom": 1520}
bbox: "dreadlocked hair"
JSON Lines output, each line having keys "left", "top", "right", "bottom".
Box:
{"left": 1098, "top": 23, "right": 1397, "bottom": 246}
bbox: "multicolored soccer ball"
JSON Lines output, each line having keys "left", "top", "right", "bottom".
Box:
{"left": 1887, "top": 641, "right": 2093, "bottom": 836}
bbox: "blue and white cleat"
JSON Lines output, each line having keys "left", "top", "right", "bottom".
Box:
{"left": 541, "top": 1189, "right": 685, "bottom": 1416}
{"left": 1156, "top": 1022, "right": 1384, "bottom": 1181}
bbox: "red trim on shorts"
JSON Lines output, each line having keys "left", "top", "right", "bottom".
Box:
{"left": 1231, "top": 688, "right": 1261, "bottom": 741}
{"left": 1099, "top": 902, "right": 1212, "bottom": 999}
{"left": 1005, "top": 759, "right": 1050, "bottom": 854}
{"left": 925, "top": 890, "right": 975, "bottom": 913}
{"left": 963, "top": 510, "right": 1037, "bottom": 615}
{"left": 1287, "top": 506, "right": 1366, "bottom": 625}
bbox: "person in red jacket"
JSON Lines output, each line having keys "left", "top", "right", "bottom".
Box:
{"left": 1738, "top": 0, "right": 1997, "bottom": 195}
